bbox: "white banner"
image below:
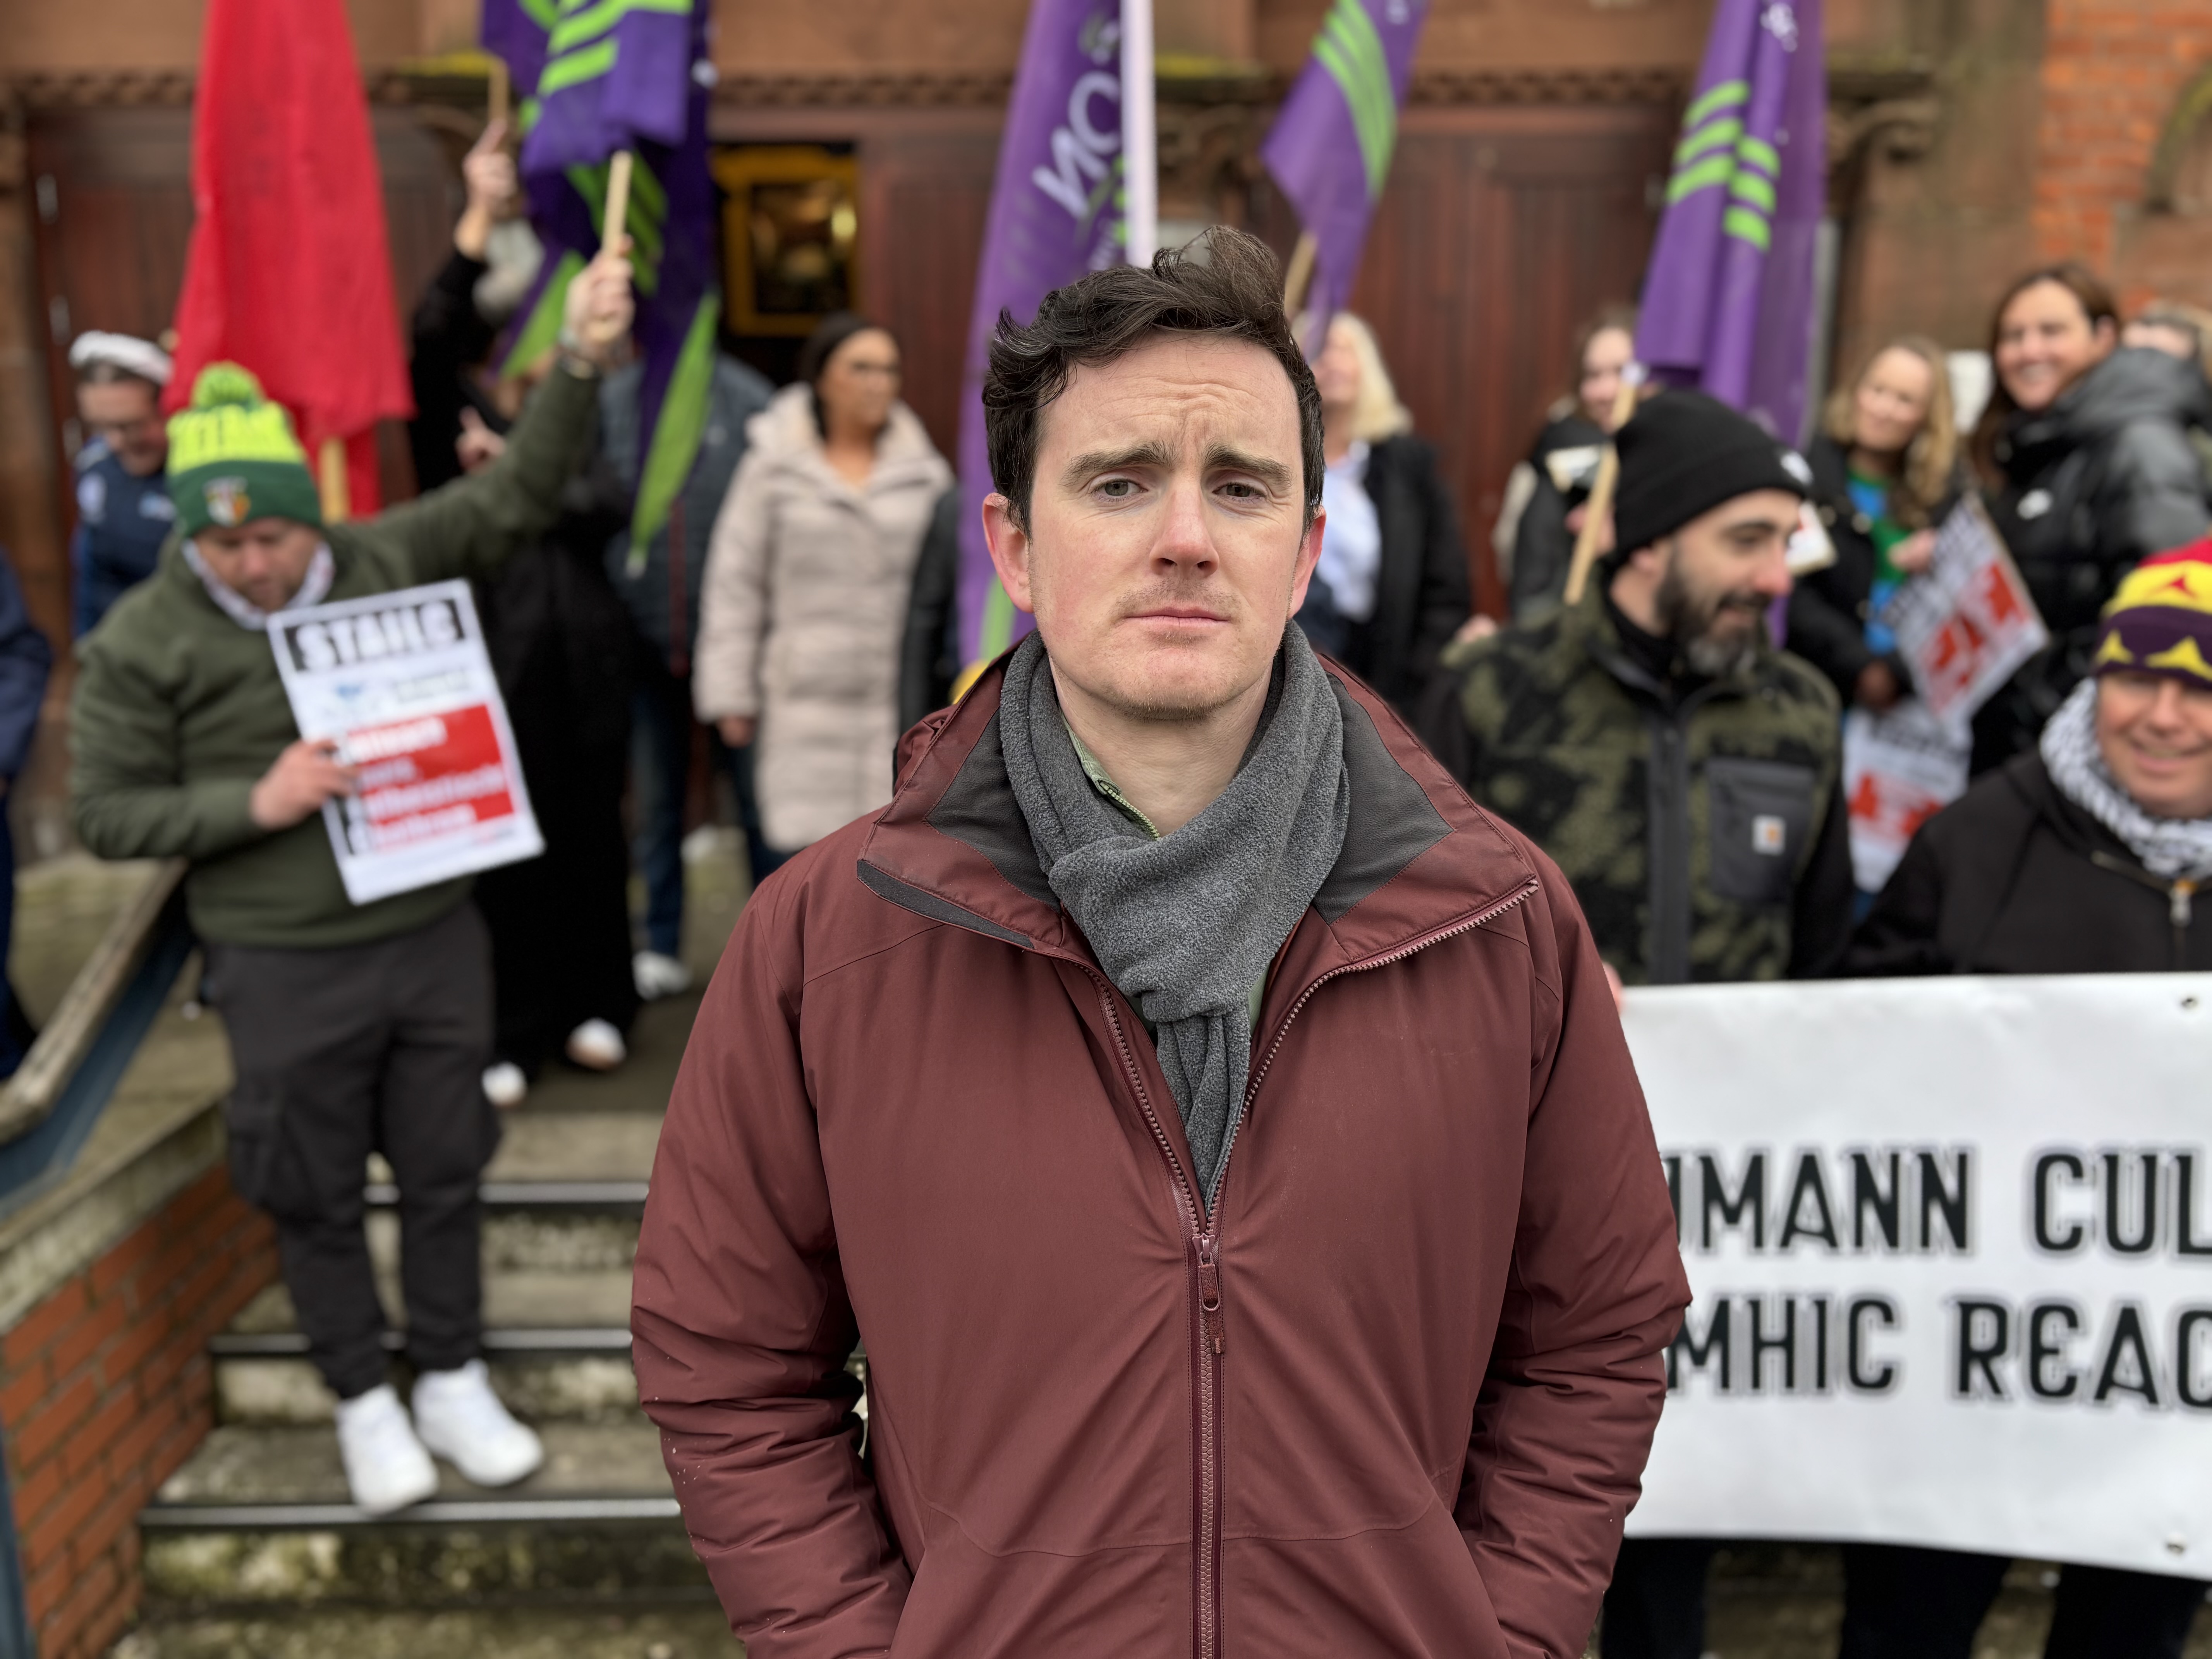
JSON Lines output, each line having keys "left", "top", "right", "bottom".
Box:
{"left": 1622, "top": 974, "right": 2212, "bottom": 1578}
{"left": 269, "top": 580, "right": 542, "bottom": 905}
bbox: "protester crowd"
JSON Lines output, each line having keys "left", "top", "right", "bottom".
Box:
{"left": 0, "top": 117, "right": 2200, "bottom": 1650}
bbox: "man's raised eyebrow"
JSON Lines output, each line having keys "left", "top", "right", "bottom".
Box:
{"left": 1206, "top": 445, "right": 1293, "bottom": 493}
{"left": 1061, "top": 441, "right": 1175, "bottom": 490}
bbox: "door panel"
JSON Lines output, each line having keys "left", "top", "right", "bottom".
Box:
{"left": 1350, "top": 104, "right": 1674, "bottom": 611}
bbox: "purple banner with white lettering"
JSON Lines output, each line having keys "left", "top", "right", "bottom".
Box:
{"left": 955, "top": 0, "right": 1129, "bottom": 664}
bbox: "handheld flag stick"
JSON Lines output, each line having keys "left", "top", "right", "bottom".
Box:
{"left": 317, "top": 437, "right": 352, "bottom": 524}
{"left": 601, "top": 149, "right": 634, "bottom": 251}
{"left": 1120, "top": 0, "right": 1157, "bottom": 265}
{"left": 1282, "top": 232, "right": 1317, "bottom": 315}
{"left": 1561, "top": 364, "right": 1646, "bottom": 606}
{"left": 488, "top": 56, "right": 509, "bottom": 129}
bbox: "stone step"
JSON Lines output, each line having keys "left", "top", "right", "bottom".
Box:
{"left": 116, "top": 1604, "right": 742, "bottom": 1659}
{"left": 214, "top": 1279, "right": 637, "bottom": 1426}
{"left": 144, "top": 1424, "right": 677, "bottom": 1539}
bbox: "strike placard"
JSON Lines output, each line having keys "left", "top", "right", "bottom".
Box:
{"left": 1884, "top": 498, "right": 2049, "bottom": 733}
{"left": 1621, "top": 974, "right": 2212, "bottom": 1578}
{"left": 269, "top": 580, "right": 543, "bottom": 905}
{"left": 1841, "top": 701, "right": 1970, "bottom": 894}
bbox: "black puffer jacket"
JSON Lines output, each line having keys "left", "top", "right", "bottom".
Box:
{"left": 1848, "top": 749, "right": 2211, "bottom": 976}
{"left": 1293, "top": 434, "right": 1471, "bottom": 721}
{"left": 1974, "top": 348, "right": 2212, "bottom": 768}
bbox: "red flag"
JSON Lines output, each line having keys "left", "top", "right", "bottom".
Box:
{"left": 166, "top": 0, "right": 413, "bottom": 517}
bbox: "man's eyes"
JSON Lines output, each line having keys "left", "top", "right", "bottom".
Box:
{"left": 1096, "top": 478, "right": 1139, "bottom": 498}
{"left": 1219, "top": 481, "right": 1263, "bottom": 500}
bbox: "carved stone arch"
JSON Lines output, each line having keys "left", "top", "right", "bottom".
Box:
{"left": 2146, "top": 64, "right": 2212, "bottom": 215}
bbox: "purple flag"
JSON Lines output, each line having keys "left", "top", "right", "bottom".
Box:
{"left": 956, "top": 0, "right": 1131, "bottom": 663}
{"left": 1635, "top": 0, "right": 1826, "bottom": 444}
{"left": 486, "top": 0, "right": 722, "bottom": 563}
{"left": 1261, "top": 0, "right": 1429, "bottom": 346}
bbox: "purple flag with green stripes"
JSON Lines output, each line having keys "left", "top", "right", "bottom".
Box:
{"left": 483, "top": 0, "right": 721, "bottom": 567}
{"left": 955, "top": 0, "right": 1132, "bottom": 665}
{"left": 1635, "top": 0, "right": 1826, "bottom": 443}
{"left": 1260, "top": 0, "right": 1429, "bottom": 343}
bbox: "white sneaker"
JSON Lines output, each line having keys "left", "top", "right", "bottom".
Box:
{"left": 334, "top": 1384, "right": 439, "bottom": 1516}
{"left": 412, "top": 1359, "right": 544, "bottom": 1488}
{"left": 632, "top": 950, "right": 691, "bottom": 1000}
{"left": 564, "top": 1018, "right": 627, "bottom": 1071}
{"left": 481, "top": 1062, "right": 528, "bottom": 1108}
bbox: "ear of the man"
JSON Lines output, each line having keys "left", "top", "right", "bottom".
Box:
{"left": 981, "top": 492, "right": 1037, "bottom": 615}
{"left": 1286, "top": 505, "right": 1327, "bottom": 615}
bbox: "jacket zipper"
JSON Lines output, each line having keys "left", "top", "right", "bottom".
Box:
{"left": 1086, "top": 873, "right": 1540, "bottom": 1659}
{"left": 2090, "top": 851, "right": 2198, "bottom": 970}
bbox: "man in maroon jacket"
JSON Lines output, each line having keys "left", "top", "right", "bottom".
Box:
{"left": 633, "top": 227, "right": 1689, "bottom": 1659}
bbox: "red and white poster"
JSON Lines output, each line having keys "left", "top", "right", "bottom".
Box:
{"left": 1842, "top": 701, "right": 1971, "bottom": 894}
{"left": 1884, "top": 497, "right": 2049, "bottom": 734}
{"left": 269, "top": 580, "right": 543, "bottom": 905}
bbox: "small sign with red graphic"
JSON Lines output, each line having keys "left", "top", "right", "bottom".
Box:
{"left": 1884, "top": 497, "right": 2049, "bottom": 734}
{"left": 269, "top": 580, "right": 543, "bottom": 904}
{"left": 1842, "top": 701, "right": 1971, "bottom": 894}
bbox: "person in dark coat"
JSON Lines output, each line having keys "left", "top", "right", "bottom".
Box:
{"left": 67, "top": 333, "right": 176, "bottom": 638}
{"left": 896, "top": 485, "right": 964, "bottom": 735}
{"left": 603, "top": 352, "right": 776, "bottom": 989}
{"left": 1842, "top": 539, "right": 2212, "bottom": 1655}
{"left": 1970, "top": 264, "right": 2212, "bottom": 771}
{"left": 1293, "top": 312, "right": 1469, "bottom": 720}
{"left": 1788, "top": 335, "right": 1960, "bottom": 710}
{"left": 1504, "top": 304, "right": 1638, "bottom": 623}
{"left": 0, "top": 550, "right": 52, "bottom": 1077}
{"left": 407, "top": 122, "right": 639, "bottom": 1101}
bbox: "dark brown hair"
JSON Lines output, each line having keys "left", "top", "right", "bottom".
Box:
{"left": 799, "top": 311, "right": 893, "bottom": 438}
{"left": 1563, "top": 303, "right": 1639, "bottom": 412}
{"left": 1968, "top": 263, "right": 2120, "bottom": 485}
{"left": 982, "top": 226, "right": 1323, "bottom": 528}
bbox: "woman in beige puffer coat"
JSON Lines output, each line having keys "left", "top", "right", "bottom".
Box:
{"left": 694, "top": 316, "right": 952, "bottom": 862}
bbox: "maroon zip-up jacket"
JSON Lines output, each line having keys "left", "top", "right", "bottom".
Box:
{"left": 634, "top": 657, "right": 1689, "bottom": 1659}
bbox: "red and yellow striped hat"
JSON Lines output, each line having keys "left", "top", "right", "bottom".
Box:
{"left": 2094, "top": 539, "right": 2212, "bottom": 686}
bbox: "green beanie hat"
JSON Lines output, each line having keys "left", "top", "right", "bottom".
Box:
{"left": 166, "top": 364, "right": 323, "bottom": 537}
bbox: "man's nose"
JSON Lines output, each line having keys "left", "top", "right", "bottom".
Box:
{"left": 1752, "top": 542, "right": 1794, "bottom": 600}
{"left": 1150, "top": 477, "right": 1218, "bottom": 574}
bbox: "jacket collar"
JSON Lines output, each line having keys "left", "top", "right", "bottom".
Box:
{"left": 857, "top": 652, "right": 1539, "bottom": 975}
{"left": 1560, "top": 580, "right": 1774, "bottom": 709}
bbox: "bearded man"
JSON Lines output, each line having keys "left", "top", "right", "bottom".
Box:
{"left": 1435, "top": 388, "right": 1852, "bottom": 1654}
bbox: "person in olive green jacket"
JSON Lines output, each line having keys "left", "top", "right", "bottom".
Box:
{"left": 70, "top": 246, "right": 633, "bottom": 1518}
{"left": 1430, "top": 389, "right": 1853, "bottom": 1659}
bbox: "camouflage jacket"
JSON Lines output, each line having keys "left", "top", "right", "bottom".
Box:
{"left": 1439, "top": 589, "right": 1853, "bottom": 985}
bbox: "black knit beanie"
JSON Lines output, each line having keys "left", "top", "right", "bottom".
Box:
{"left": 1613, "top": 390, "right": 1810, "bottom": 557}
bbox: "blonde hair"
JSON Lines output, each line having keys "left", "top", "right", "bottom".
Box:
{"left": 1328, "top": 313, "right": 1413, "bottom": 444}
{"left": 1823, "top": 335, "right": 1957, "bottom": 527}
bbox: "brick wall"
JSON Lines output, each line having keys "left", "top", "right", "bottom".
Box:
{"left": 2035, "top": 0, "right": 2212, "bottom": 310}
{"left": 0, "top": 1170, "right": 275, "bottom": 1658}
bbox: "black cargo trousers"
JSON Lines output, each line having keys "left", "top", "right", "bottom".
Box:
{"left": 205, "top": 902, "right": 502, "bottom": 1400}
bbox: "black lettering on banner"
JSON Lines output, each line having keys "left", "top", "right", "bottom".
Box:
{"left": 1663, "top": 1154, "right": 1683, "bottom": 1243}
{"left": 424, "top": 600, "right": 461, "bottom": 647}
{"left": 1852, "top": 1151, "right": 1903, "bottom": 1251}
{"left": 2092, "top": 1304, "right": 2160, "bottom": 1407}
{"left": 2178, "top": 1156, "right": 2212, "bottom": 1258}
{"left": 1812, "top": 1296, "right": 1831, "bottom": 1391}
{"left": 1952, "top": 1297, "right": 2011, "bottom": 1400}
{"left": 1918, "top": 1149, "right": 1971, "bottom": 1252}
{"left": 2178, "top": 1309, "right": 2212, "bottom": 1409}
{"left": 1669, "top": 1300, "right": 1733, "bottom": 1392}
{"left": 1749, "top": 1296, "right": 1796, "bottom": 1391}
{"left": 1848, "top": 1295, "right": 1900, "bottom": 1393}
{"left": 2033, "top": 1151, "right": 2088, "bottom": 1254}
{"left": 1779, "top": 1152, "right": 1841, "bottom": 1252}
{"left": 1701, "top": 1151, "right": 1766, "bottom": 1251}
{"left": 2025, "top": 1301, "right": 2083, "bottom": 1401}
{"left": 2102, "top": 1152, "right": 2159, "bottom": 1256}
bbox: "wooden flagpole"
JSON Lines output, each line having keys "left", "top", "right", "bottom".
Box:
{"left": 1561, "top": 366, "right": 1647, "bottom": 607}
{"left": 601, "top": 150, "right": 634, "bottom": 251}
{"left": 487, "top": 57, "right": 510, "bottom": 130}
{"left": 1281, "top": 232, "right": 1318, "bottom": 316}
{"left": 317, "top": 437, "right": 351, "bottom": 524}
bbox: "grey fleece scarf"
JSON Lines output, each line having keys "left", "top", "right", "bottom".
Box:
{"left": 999, "top": 627, "right": 1349, "bottom": 1204}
